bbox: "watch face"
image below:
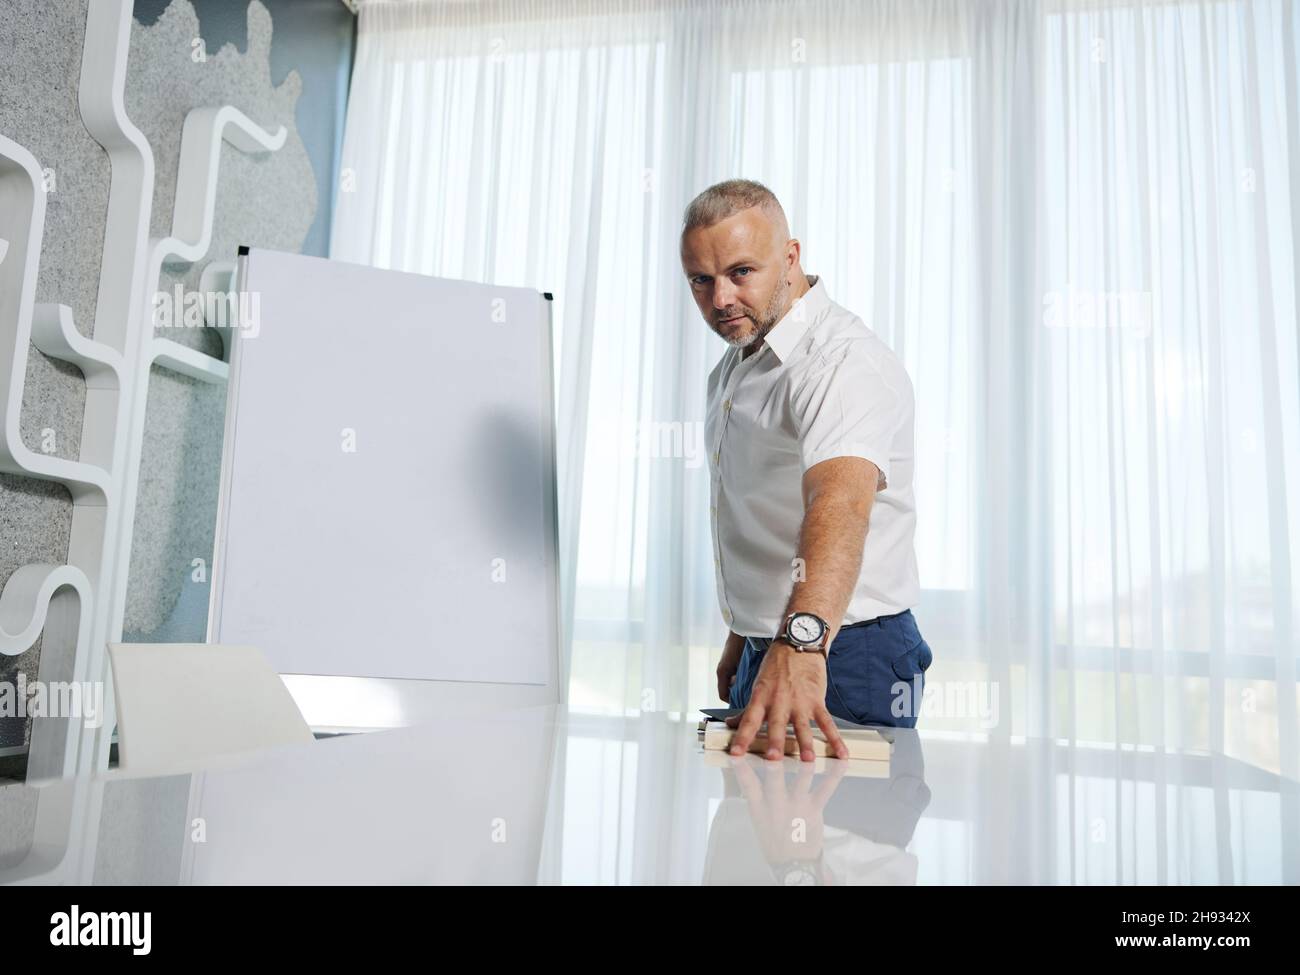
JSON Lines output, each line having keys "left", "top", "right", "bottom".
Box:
{"left": 788, "top": 613, "right": 824, "bottom": 644}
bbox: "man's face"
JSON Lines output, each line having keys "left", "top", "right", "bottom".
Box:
{"left": 681, "top": 208, "right": 792, "bottom": 352}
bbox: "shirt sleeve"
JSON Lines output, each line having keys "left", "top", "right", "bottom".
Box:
{"left": 789, "top": 343, "right": 904, "bottom": 490}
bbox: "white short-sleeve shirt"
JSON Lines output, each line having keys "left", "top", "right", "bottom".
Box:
{"left": 705, "top": 274, "right": 919, "bottom": 637}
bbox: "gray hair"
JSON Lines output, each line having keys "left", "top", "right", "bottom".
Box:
{"left": 681, "top": 178, "right": 788, "bottom": 237}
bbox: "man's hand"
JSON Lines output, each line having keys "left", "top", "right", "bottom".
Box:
{"left": 725, "top": 640, "right": 848, "bottom": 761}
{"left": 716, "top": 631, "right": 746, "bottom": 702}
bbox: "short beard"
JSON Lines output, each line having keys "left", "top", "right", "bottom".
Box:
{"left": 719, "top": 274, "right": 791, "bottom": 352}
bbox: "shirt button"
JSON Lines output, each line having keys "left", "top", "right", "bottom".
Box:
{"left": 723, "top": 399, "right": 732, "bottom": 412}
{"left": 712, "top": 451, "right": 720, "bottom": 464}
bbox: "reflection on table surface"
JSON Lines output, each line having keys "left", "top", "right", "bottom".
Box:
{"left": 1, "top": 704, "right": 1296, "bottom": 884}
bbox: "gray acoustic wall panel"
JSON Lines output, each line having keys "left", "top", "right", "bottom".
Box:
{"left": 0, "top": 0, "right": 351, "bottom": 771}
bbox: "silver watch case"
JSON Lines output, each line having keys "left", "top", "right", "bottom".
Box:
{"left": 780, "top": 611, "right": 829, "bottom": 652}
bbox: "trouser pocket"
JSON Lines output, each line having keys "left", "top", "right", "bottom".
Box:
{"left": 889, "top": 636, "right": 932, "bottom": 724}
{"left": 826, "top": 611, "right": 932, "bottom": 728}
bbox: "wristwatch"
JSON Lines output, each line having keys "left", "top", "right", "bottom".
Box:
{"left": 777, "top": 611, "right": 830, "bottom": 655}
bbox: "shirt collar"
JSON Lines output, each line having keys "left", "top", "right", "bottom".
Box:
{"left": 761, "top": 274, "right": 829, "bottom": 364}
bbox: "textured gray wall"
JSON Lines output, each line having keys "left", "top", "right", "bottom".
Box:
{"left": 123, "top": 0, "right": 318, "bottom": 647}
{"left": 0, "top": 0, "right": 351, "bottom": 781}
{"left": 0, "top": 0, "right": 106, "bottom": 759}
{"left": 134, "top": 0, "right": 355, "bottom": 260}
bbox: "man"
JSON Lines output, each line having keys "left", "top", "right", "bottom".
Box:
{"left": 681, "top": 178, "right": 932, "bottom": 762}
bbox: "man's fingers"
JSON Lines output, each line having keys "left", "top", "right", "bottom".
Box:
{"left": 813, "top": 704, "right": 850, "bottom": 760}
{"left": 791, "top": 710, "right": 818, "bottom": 762}
{"left": 728, "top": 702, "right": 766, "bottom": 756}
{"left": 764, "top": 705, "right": 790, "bottom": 760}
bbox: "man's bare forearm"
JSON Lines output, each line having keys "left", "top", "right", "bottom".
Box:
{"left": 780, "top": 491, "right": 872, "bottom": 648}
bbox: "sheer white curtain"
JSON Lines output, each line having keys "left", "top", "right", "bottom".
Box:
{"left": 331, "top": 0, "right": 1298, "bottom": 806}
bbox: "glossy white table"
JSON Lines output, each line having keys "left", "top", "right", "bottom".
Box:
{"left": 2, "top": 703, "right": 1296, "bottom": 884}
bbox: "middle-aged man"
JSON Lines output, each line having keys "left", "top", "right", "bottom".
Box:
{"left": 681, "top": 178, "right": 932, "bottom": 762}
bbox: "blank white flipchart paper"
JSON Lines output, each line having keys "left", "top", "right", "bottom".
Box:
{"left": 211, "top": 249, "right": 558, "bottom": 685}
